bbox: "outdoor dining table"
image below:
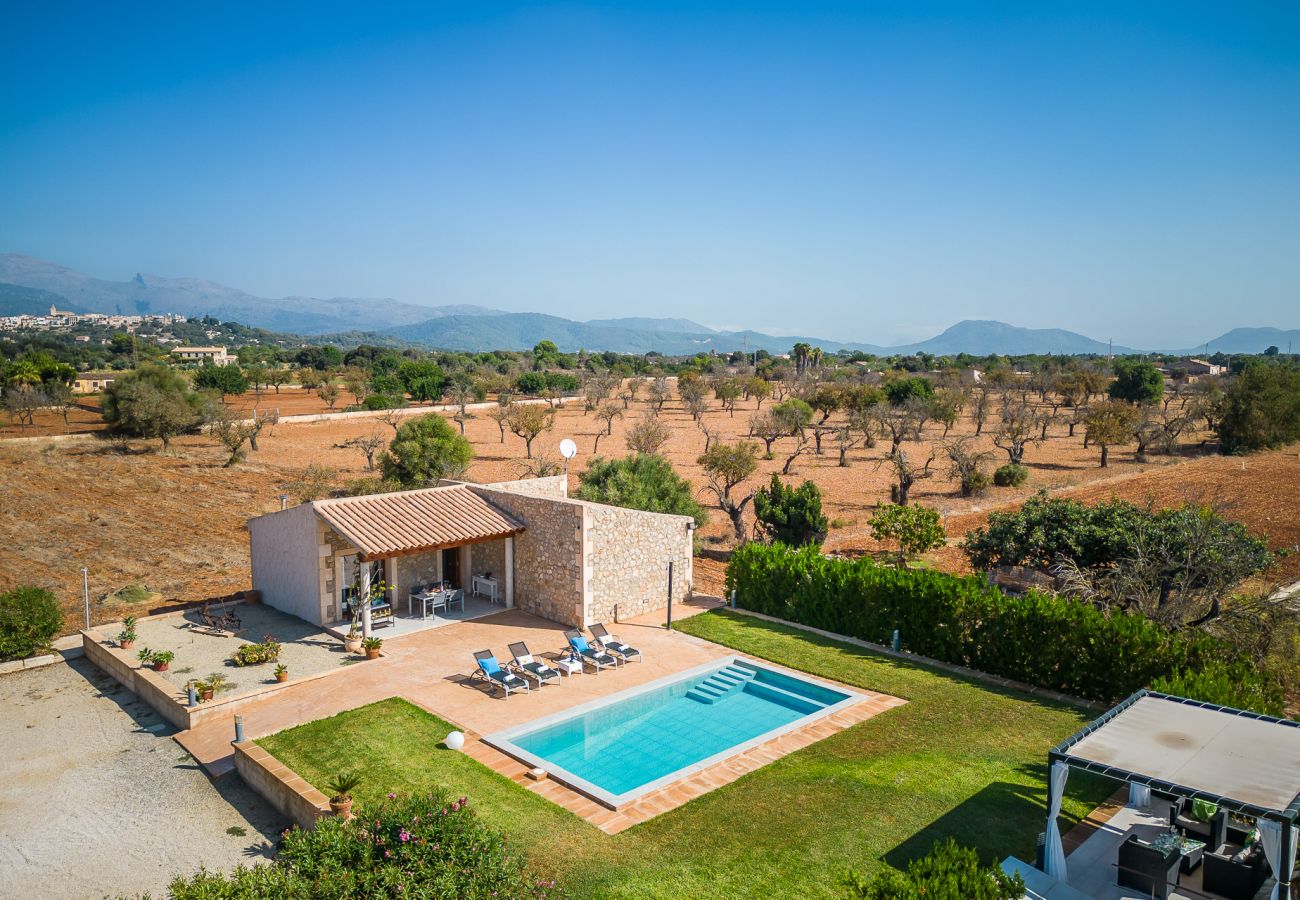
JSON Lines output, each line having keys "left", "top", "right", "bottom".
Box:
{"left": 408, "top": 588, "right": 464, "bottom": 619}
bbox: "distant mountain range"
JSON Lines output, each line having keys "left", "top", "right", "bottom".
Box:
{"left": 1, "top": 253, "right": 1293, "bottom": 357}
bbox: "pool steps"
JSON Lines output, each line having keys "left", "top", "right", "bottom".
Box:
{"left": 686, "top": 664, "right": 833, "bottom": 715}
{"left": 686, "top": 665, "right": 755, "bottom": 704}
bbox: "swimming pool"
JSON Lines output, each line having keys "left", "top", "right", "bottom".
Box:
{"left": 484, "top": 656, "right": 862, "bottom": 807}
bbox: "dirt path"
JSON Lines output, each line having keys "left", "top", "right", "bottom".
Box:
{"left": 0, "top": 659, "right": 284, "bottom": 899}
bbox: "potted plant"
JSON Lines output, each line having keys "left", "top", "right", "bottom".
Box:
{"left": 362, "top": 636, "right": 383, "bottom": 660}
{"left": 343, "top": 574, "right": 388, "bottom": 653}
{"left": 343, "top": 623, "right": 363, "bottom": 655}
{"left": 326, "top": 772, "right": 362, "bottom": 819}
{"left": 274, "top": 663, "right": 289, "bottom": 683}
{"left": 202, "top": 672, "right": 228, "bottom": 700}
{"left": 141, "top": 649, "right": 175, "bottom": 672}
{"left": 137, "top": 647, "right": 155, "bottom": 667}
{"left": 117, "top": 615, "right": 138, "bottom": 650}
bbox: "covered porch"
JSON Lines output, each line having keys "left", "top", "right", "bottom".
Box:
{"left": 315, "top": 485, "right": 524, "bottom": 639}
{"left": 1036, "top": 691, "right": 1299, "bottom": 900}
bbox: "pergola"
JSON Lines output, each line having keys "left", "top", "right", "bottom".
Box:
{"left": 1044, "top": 690, "right": 1300, "bottom": 899}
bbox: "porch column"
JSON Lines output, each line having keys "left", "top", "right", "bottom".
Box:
{"left": 360, "top": 560, "right": 373, "bottom": 639}
{"left": 504, "top": 536, "right": 515, "bottom": 608}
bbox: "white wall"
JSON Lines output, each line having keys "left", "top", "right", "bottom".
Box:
{"left": 249, "top": 503, "right": 327, "bottom": 625}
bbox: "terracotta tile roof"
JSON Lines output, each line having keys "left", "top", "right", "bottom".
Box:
{"left": 314, "top": 485, "right": 524, "bottom": 560}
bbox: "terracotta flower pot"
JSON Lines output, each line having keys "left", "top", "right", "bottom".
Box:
{"left": 276, "top": 673, "right": 288, "bottom": 683}
{"left": 365, "top": 648, "right": 381, "bottom": 660}
{"left": 329, "top": 797, "right": 353, "bottom": 819}
{"left": 201, "top": 689, "right": 214, "bottom": 701}
{"left": 120, "top": 639, "right": 135, "bottom": 651}
{"left": 154, "top": 662, "right": 170, "bottom": 672}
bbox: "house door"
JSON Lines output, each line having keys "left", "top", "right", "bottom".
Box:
{"left": 441, "top": 547, "right": 461, "bottom": 588}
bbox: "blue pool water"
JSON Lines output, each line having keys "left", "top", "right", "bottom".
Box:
{"left": 507, "top": 661, "right": 850, "bottom": 800}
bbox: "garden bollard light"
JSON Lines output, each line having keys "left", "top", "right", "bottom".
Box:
{"left": 892, "top": 629, "right": 901, "bottom": 653}
{"left": 188, "top": 685, "right": 198, "bottom": 707}
{"left": 730, "top": 589, "right": 737, "bottom": 609}
{"left": 234, "top": 715, "right": 245, "bottom": 744}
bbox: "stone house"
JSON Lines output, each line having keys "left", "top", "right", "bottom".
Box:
{"left": 247, "top": 475, "right": 695, "bottom": 633}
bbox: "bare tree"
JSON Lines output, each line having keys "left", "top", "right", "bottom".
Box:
{"left": 342, "top": 431, "right": 388, "bottom": 470}
{"left": 833, "top": 424, "right": 863, "bottom": 467}
{"left": 684, "top": 393, "right": 708, "bottom": 423}
{"left": 992, "top": 399, "right": 1042, "bottom": 465}
{"left": 970, "top": 388, "right": 992, "bottom": 436}
{"left": 880, "top": 447, "right": 935, "bottom": 506}
{"left": 698, "top": 441, "right": 759, "bottom": 543}
{"left": 592, "top": 403, "right": 624, "bottom": 454}
{"left": 3, "top": 385, "right": 46, "bottom": 430}
{"left": 207, "top": 406, "right": 256, "bottom": 467}
{"left": 486, "top": 398, "right": 512, "bottom": 443}
{"left": 625, "top": 415, "right": 670, "bottom": 455}
{"left": 871, "top": 399, "right": 928, "bottom": 455}
{"left": 944, "top": 437, "right": 993, "bottom": 497}
{"left": 647, "top": 378, "right": 672, "bottom": 413}
{"left": 516, "top": 452, "right": 561, "bottom": 478}
{"left": 781, "top": 429, "right": 811, "bottom": 475}
{"left": 245, "top": 408, "right": 279, "bottom": 452}
{"left": 317, "top": 380, "right": 342, "bottom": 411}
{"left": 507, "top": 403, "right": 555, "bottom": 458}
{"left": 748, "top": 410, "right": 788, "bottom": 456}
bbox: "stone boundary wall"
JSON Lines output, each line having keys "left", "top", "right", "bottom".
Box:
{"left": 724, "top": 605, "right": 1103, "bottom": 712}
{"left": 234, "top": 741, "right": 330, "bottom": 830}
{"left": 483, "top": 474, "right": 568, "bottom": 498}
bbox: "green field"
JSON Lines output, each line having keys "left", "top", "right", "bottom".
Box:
{"left": 258, "top": 610, "right": 1112, "bottom": 898}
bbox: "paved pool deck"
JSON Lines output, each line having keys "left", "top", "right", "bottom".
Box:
{"left": 176, "top": 596, "right": 730, "bottom": 776}
{"left": 172, "top": 596, "right": 906, "bottom": 832}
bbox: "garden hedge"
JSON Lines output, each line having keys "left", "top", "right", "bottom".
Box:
{"left": 0, "top": 586, "right": 63, "bottom": 662}
{"left": 725, "top": 543, "right": 1282, "bottom": 715}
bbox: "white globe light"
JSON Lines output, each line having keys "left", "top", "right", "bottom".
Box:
{"left": 445, "top": 730, "right": 465, "bottom": 751}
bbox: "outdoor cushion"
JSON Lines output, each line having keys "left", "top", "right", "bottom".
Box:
{"left": 1192, "top": 799, "right": 1219, "bottom": 822}
{"left": 570, "top": 635, "right": 590, "bottom": 652}
{"left": 478, "top": 656, "right": 501, "bottom": 676}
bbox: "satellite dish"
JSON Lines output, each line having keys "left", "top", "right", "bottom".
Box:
{"left": 559, "top": 438, "right": 578, "bottom": 460}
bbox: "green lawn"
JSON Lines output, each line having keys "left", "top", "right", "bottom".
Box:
{"left": 258, "top": 610, "right": 1112, "bottom": 898}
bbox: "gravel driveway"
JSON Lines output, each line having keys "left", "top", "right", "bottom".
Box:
{"left": 0, "top": 658, "right": 285, "bottom": 899}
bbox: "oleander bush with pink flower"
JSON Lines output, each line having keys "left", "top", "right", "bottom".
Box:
{"left": 163, "top": 790, "right": 565, "bottom": 899}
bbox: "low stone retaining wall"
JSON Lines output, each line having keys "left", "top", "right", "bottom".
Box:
{"left": 233, "top": 741, "right": 330, "bottom": 830}
{"left": 80, "top": 603, "right": 369, "bottom": 732}
{"left": 0, "top": 635, "right": 85, "bottom": 676}
{"left": 727, "top": 607, "right": 1104, "bottom": 712}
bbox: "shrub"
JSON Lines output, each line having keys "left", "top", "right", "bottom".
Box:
{"left": 231, "top": 636, "right": 283, "bottom": 667}
{"left": 753, "top": 475, "right": 828, "bottom": 548}
{"left": 1151, "top": 664, "right": 1285, "bottom": 715}
{"left": 514, "top": 371, "right": 547, "bottom": 395}
{"left": 1217, "top": 361, "right": 1300, "bottom": 454}
{"left": 0, "top": 586, "right": 63, "bottom": 662}
{"left": 381, "top": 413, "right": 473, "bottom": 486}
{"left": 576, "top": 454, "right": 707, "bottom": 527}
{"left": 844, "top": 839, "right": 1023, "bottom": 900}
{"left": 544, "top": 372, "right": 579, "bottom": 394}
{"left": 883, "top": 376, "right": 934, "bottom": 406}
{"left": 102, "top": 364, "right": 203, "bottom": 448}
{"left": 360, "top": 393, "right": 404, "bottom": 410}
{"left": 1109, "top": 359, "right": 1164, "bottom": 405}
{"left": 166, "top": 790, "right": 565, "bottom": 899}
{"left": 868, "top": 504, "right": 944, "bottom": 567}
{"left": 724, "top": 542, "right": 1282, "bottom": 713}
{"left": 992, "top": 463, "right": 1028, "bottom": 487}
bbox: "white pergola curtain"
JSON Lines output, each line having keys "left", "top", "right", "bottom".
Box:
{"left": 1044, "top": 761, "right": 1069, "bottom": 880}
{"left": 1258, "top": 819, "right": 1296, "bottom": 900}
{"left": 1126, "top": 782, "right": 1151, "bottom": 809}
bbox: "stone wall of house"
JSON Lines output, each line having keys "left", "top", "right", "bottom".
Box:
{"left": 582, "top": 503, "right": 694, "bottom": 625}
{"left": 317, "top": 523, "right": 356, "bottom": 625}
{"left": 483, "top": 474, "right": 568, "bottom": 499}
{"left": 471, "top": 487, "right": 583, "bottom": 626}
{"left": 394, "top": 551, "right": 442, "bottom": 600}
{"left": 469, "top": 538, "right": 507, "bottom": 590}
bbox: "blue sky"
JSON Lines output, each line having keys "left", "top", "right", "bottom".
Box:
{"left": 1, "top": 1, "right": 1297, "bottom": 347}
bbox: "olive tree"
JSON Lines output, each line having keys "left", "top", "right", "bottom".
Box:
{"left": 698, "top": 441, "right": 759, "bottom": 543}
{"left": 381, "top": 413, "right": 473, "bottom": 486}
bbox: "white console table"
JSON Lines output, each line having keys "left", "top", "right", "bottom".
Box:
{"left": 471, "top": 574, "right": 499, "bottom": 603}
